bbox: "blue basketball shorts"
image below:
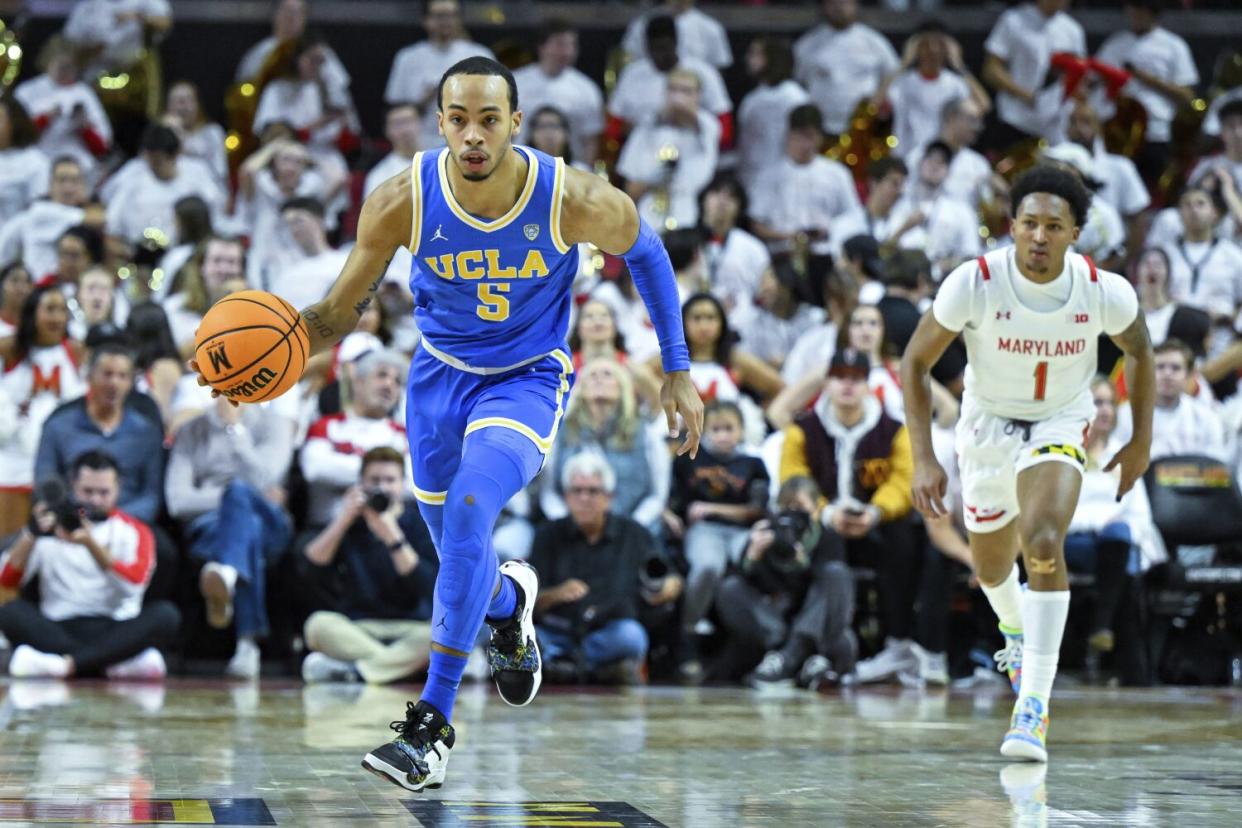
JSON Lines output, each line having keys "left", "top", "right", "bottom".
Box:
{"left": 405, "top": 346, "right": 575, "bottom": 505}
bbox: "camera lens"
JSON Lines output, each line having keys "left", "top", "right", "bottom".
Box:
{"left": 365, "top": 490, "right": 391, "bottom": 512}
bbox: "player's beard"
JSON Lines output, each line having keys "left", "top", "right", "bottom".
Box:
{"left": 459, "top": 139, "right": 510, "bottom": 182}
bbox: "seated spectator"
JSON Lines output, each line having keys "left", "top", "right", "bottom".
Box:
{"left": 829, "top": 158, "right": 909, "bottom": 259}
{"left": 35, "top": 342, "right": 165, "bottom": 525}
{"left": 253, "top": 32, "right": 359, "bottom": 177}
{"left": 716, "top": 476, "right": 856, "bottom": 688}
{"left": 607, "top": 14, "right": 732, "bottom": 150}
{"left": 886, "top": 142, "right": 984, "bottom": 278}
{"left": 301, "top": 348, "right": 408, "bottom": 529}
{"left": 532, "top": 453, "right": 660, "bottom": 686}
{"left": 0, "top": 286, "right": 85, "bottom": 535}
{"left": 1189, "top": 100, "right": 1242, "bottom": 200}
{"left": 70, "top": 267, "right": 120, "bottom": 341}
{"left": 104, "top": 124, "right": 225, "bottom": 254}
{"left": 162, "top": 236, "right": 247, "bottom": 357}
{"left": 0, "top": 157, "right": 89, "bottom": 283}
{"left": 63, "top": 0, "right": 172, "bottom": 77}
{"left": 1158, "top": 183, "right": 1242, "bottom": 333}
{"left": 750, "top": 104, "right": 861, "bottom": 258}
{"left": 0, "top": 450, "right": 179, "bottom": 680}
{"left": 384, "top": 0, "right": 494, "bottom": 149}
{"left": 125, "top": 301, "right": 186, "bottom": 429}
{"left": 1063, "top": 100, "right": 1150, "bottom": 223}
{"left": 50, "top": 225, "right": 104, "bottom": 291}
{"left": 166, "top": 396, "right": 295, "bottom": 679}
{"left": 0, "top": 262, "right": 33, "bottom": 338}
{"left": 13, "top": 37, "right": 111, "bottom": 179}
{"left": 237, "top": 137, "right": 345, "bottom": 286}
{"left": 617, "top": 68, "right": 719, "bottom": 231}
{"left": 736, "top": 37, "right": 808, "bottom": 196}
{"left": 732, "top": 258, "right": 826, "bottom": 370}
{"left": 513, "top": 21, "right": 605, "bottom": 166}
{"left": 163, "top": 81, "right": 228, "bottom": 188}
{"left": 541, "top": 358, "right": 671, "bottom": 537}
{"left": 0, "top": 98, "right": 50, "bottom": 227}
{"left": 569, "top": 298, "right": 662, "bottom": 413}
{"left": 875, "top": 249, "right": 930, "bottom": 356}
{"left": 1133, "top": 248, "right": 1211, "bottom": 359}
{"left": 363, "top": 104, "right": 422, "bottom": 198}
{"left": 300, "top": 447, "right": 438, "bottom": 684}
{"left": 906, "top": 98, "right": 993, "bottom": 211}
{"left": 622, "top": 0, "right": 731, "bottom": 70}
{"left": 872, "top": 21, "right": 990, "bottom": 162}
{"left": 267, "top": 197, "right": 349, "bottom": 312}
{"left": 237, "top": 0, "right": 350, "bottom": 95}
{"left": 154, "top": 195, "right": 214, "bottom": 299}
{"left": 779, "top": 349, "right": 924, "bottom": 682}
{"left": 526, "top": 106, "right": 581, "bottom": 170}
{"left": 1042, "top": 143, "right": 1127, "bottom": 272}
{"left": 697, "top": 172, "right": 770, "bottom": 313}
{"left": 665, "top": 400, "right": 769, "bottom": 681}
{"left": 1112, "top": 339, "right": 1229, "bottom": 462}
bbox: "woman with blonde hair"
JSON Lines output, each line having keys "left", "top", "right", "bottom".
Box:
{"left": 540, "top": 357, "right": 671, "bottom": 536}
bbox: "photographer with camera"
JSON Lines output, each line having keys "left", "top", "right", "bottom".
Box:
{"left": 299, "top": 447, "right": 438, "bottom": 685}
{"left": 715, "top": 477, "right": 856, "bottom": 688}
{"left": 532, "top": 452, "right": 680, "bottom": 686}
{"left": 0, "top": 450, "right": 179, "bottom": 679}
{"left": 166, "top": 395, "right": 294, "bottom": 679}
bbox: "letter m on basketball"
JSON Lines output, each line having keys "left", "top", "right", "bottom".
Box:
{"left": 207, "top": 343, "right": 233, "bottom": 374}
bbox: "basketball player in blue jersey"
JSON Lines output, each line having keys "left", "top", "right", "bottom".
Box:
{"left": 196, "top": 56, "right": 702, "bottom": 791}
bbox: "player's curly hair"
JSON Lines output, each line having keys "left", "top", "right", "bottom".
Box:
{"left": 1010, "top": 164, "right": 1092, "bottom": 228}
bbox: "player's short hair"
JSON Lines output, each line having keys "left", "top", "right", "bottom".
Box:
{"left": 645, "top": 14, "right": 677, "bottom": 44}
{"left": 536, "top": 17, "right": 575, "bottom": 46}
{"left": 1219, "top": 99, "right": 1242, "bottom": 126}
{"left": 361, "top": 446, "right": 405, "bottom": 474}
{"left": 561, "top": 451, "right": 616, "bottom": 495}
{"left": 704, "top": 399, "right": 744, "bottom": 426}
{"left": 1153, "top": 338, "right": 1194, "bottom": 370}
{"left": 140, "top": 123, "right": 181, "bottom": 156}
{"left": 438, "top": 56, "right": 518, "bottom": 114}
{"left": 867, "top": 157, "right": 907, "bottom": 183}
{"left": 788, "top": 103, "right": 824, "bottom": 133}
{"left": 1009, "top": 164, "right": 1092, "bottom": 228}
{"left": 71, "top": 449, "right": 120, "bottom": 480}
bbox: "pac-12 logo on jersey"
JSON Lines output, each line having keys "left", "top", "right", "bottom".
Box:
{"left": 523, "top": 223, "right": 540, "bottom": 241}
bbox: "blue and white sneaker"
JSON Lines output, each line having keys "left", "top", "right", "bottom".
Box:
{"left": 361, "top": 700, "right": 455, "bottom": 792}
{"left": 994, "top": 624, "right": 1023, "bottom": 694}
{"left": 486, "top": 561, "right": 543, "bottom": 707}
{"left": 1001, "top": 695, "right": 1050, "bottom": 762}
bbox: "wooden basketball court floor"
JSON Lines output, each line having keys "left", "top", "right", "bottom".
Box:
{"left": 0, "top": 679, "right": 1239, "bottom": 827}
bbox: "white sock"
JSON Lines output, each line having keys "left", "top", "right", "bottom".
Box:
{"left": 236, "top": 637, "right": 259, "bottom": 656}
{"left": 981, "top": 564, "right": 1024, "bottom": 631}
{"left": 1020, "top": 590, "right": 1070, "bottom": 704}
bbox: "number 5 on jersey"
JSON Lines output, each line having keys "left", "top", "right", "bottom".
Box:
{"left": 477, "top": 283, "right": 510, "bottom": 321}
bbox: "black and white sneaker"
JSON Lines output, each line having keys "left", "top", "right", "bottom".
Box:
{"left": 486, "top": 560, "right": 542, "bottom": 707}
{"left": 361, "top": 700, "right": 455, "bottom": 792}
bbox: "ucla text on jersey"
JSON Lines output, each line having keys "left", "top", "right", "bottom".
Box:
{"left": 408, "top": 145, "right": 580, "bottom": 371}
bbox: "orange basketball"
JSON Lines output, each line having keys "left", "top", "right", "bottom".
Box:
{"left": 194, "top": 290, "right": 310, "bottom": 404}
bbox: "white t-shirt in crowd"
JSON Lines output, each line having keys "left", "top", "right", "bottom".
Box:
{"left": 63, "top": 0, "right": 171, "bottom": 70}
{"left": 1202, "top": 88, "right": 1242, "bottom": 138}
{"left": 932, "top": 248, "right": 1137, "bottom": 420}
{"left": 239, "top": 166, "right": 329, "bottom": 286}
{"left": 180, "top": 123, "right": 229, "bottom": 188}
{"left": 1112, "top": 396, "right": 1229, "bottom": 463}
{"left": 513, "top": 64, "right": 605, "bottom": 162}
{"left": 906, "top": 142, "right": 993, "bottom": 209}
{"left": 13, "top": 76, "right": 112, "bottom": 177}
{"left": 750, "top": 156, "right": 861, "bottom": 256}
{"left": 1089, "top": 140, "right": 1150, "bottom": 216}
{"left": 0, "top": 201, "right": 86, "bottom": 280}
{"left": 266, "top": 248, "right": 350, "bottom": 313}
{"left": 622, "top": 7, "right": 732, "bottom": 69}
{"left": 984, "top": 3, "right": 1086, "bottom": 137}
{"left": 736, "top": 80, "right": 810, "bottom": 194}
{"left": 1188, "top": 155, "right": 1242, "bottom": 192}
{"left": 609, "top": 57, "right": 732, "bottom": 125}
{"left": 1160, "top": 237, "right": 1242, "bottom": 320}
{"left": 783, "top": 320, "right": 838, "bottom": 386}
{"left": 1146, "top": 206, "right": 1238, "bottom": 250}
{"left": 384, "top": 39, "right": 495, "bottom": 149}
{"left": 616, "top": 111, "right": 720, "bottom": 230}
{"left": 1076, "top": 198, "right": 1128, "bottom": 263}
{"left": 704, "top": 227, "right": 770, "bottom": 310}
{"left": 887, "top": 70, "right": 970, "bottom": 160}
{"left": 794, "top": 21, "right": 899, "bottom": 135}
{"left": 887, "top": 194, "right": 982, "bottom": 268}
{"left": 732, "top": 301, "right": 826, "bottom": 369}
{"left": 104, "top": 158, "right": 225, "bottom": 244}
{"left": 1096, "top": 27, "right": 1197, "bottom": 144}
{"left": 364, "top": 152, "right": 412, "bottom": 198}
{"left": 0, "top": 147, "right": 50, "bottom": 227}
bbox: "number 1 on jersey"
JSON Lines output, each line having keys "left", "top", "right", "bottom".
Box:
{"left": 1033, "top": 361, "right": 1049, "bottom": 401}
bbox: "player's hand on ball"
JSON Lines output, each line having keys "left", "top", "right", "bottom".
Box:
{"left": 911, "top": 459, "right": 950, "bottom": 518}
{"left": 662, "top": 370, "right": 703, "bottom": 458}
{"left": 188, "top": 360, "right": 239, "bottom": 407}
{"left": 1103, "top": 440, "right": 1150, "bottom": 502}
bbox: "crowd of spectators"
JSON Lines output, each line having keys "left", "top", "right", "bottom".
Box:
{"left": 2, "top": 0, "right": 1242, "bottom": 690}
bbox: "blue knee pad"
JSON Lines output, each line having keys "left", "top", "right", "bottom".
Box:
{"left": 432, "top": 427, "right": 544, "bottom": 652}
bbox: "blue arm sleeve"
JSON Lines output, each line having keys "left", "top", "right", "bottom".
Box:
{"left": 622, "top": 219, "right": 690, "bottom": 373}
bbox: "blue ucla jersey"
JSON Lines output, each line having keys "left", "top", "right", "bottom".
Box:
{"left": 407, "top": 145, "right": 580, "bottom": 370}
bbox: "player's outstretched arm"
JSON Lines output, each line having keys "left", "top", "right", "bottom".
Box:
{"left": 300, "top": 172, "right": 413, "bottom": 357}
{"left": 560, "top": 168, "right": 703, "bottom": 457}
{"left": 1104, "top": 312, "right": 1154, "bottom": 501}
{"left": 900, "top": 311, "right": 959, "bottom": 518}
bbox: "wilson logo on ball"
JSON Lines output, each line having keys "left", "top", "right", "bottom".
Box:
{"left": 207, "top": 343, "right": 233, "bottom": 374}
{"left": 221, "top": 367, "right": 279, "bottom": 398}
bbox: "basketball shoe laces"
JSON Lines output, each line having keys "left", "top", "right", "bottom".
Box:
{"left": 1011, "top": 697, "right": 1045, "bottom": 737}
{"left": 994, "top": 637, "right": 1023, "bottom": 676}
{"left": 389, "top": 702, "right": 445, "bottom": 775}
{"left": 489, "top": 616, "right": 535, "bottom": 670}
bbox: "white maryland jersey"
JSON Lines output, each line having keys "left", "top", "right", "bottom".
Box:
{"left": 933, "top": 248, "right": 1138, "bottom": 420}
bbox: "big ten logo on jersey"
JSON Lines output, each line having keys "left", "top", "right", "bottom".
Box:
{"left": 422, "top": 248, "right": 550, "bottom": 322}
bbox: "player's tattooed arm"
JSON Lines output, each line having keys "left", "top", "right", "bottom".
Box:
{"left": 301, "top": 173, "right": 411, "bottom": 356}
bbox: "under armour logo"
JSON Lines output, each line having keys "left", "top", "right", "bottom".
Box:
{"left": 430, "top": 225, "right": 448, "bottom": 243}
{"left": 995, "top": 310, "right": 1011, "bottom": 320}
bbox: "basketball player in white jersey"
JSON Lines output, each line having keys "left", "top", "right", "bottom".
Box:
{"left": 901, "top": 165, "right": 1154, "bottom": 762}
